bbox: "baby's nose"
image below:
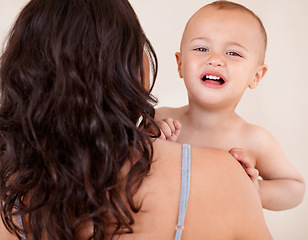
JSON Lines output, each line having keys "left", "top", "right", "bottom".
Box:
{"left": 207, "top": 54, "right": 224, "bottom": 67}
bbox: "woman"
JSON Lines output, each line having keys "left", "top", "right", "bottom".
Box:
{"left": 0, "top": 0, "right": 272, "bottom": 239}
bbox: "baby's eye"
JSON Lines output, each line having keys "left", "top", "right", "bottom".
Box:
{"left": 195, "top": 47, "right": 209, "bottom": 52}
{"left": 226, "top": 51, "right": 242, "bottom": 57}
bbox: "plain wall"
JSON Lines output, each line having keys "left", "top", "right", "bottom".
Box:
{"left": 1, "top": 0, "right": 308, "bottom": 239}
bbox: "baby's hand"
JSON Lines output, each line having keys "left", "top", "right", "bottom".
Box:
{"left": 156, "top": 118, "right": 181, "bottom": 142}
{"left": 229, "top": 148, "right": 259, "bottom": 190}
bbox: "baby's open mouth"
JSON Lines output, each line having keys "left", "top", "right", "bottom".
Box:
{"left": 201, "top": 75, "right": 225, "bottom": 85}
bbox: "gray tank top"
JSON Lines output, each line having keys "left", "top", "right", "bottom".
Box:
{"left": 174, "top": 144, "right": 191, "bottom": 240}
{"left": 17, "top": 144, "right": 192, "bottom": 240}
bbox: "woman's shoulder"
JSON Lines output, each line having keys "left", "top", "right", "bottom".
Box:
{"left": 150, "top": 140, "right": 272, "bottom": 239}
{"left": 152, "top": 140, "right": 258, "bottom": 199}
{"left": 188, "top": 145, "right": 271, "bottom": 239}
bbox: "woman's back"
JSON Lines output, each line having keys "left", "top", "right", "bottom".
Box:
{"left": 0, "top": 140, "right": 272, "bottom": 240}
{"left": 117, "top": 139, "right": 272, "bottom": 239}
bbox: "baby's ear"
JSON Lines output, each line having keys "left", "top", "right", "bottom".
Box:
{"left": 175, "top": 52, "right": 183, "bottom": 78}
{"left": 249, "top": 64, "right": 268, "bottom": 89}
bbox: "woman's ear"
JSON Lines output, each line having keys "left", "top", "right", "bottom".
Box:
{"left": 175, "top": 52, "right": 183, "bottom": 78}
{"left": 249, "top": 64, "right": 268, "bottom": 89}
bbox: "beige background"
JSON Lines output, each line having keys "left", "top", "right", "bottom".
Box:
{"left": 1, "top": 0, "right": 308, "bottom": 239}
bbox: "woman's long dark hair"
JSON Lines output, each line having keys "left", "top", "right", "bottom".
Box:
{"left": 0, "top": 0, "right": 159, "bottom": 239}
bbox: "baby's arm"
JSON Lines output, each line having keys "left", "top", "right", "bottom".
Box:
{"left": 236, "top": 126, "right": 305, "bottom": 211}
{"left": 156, "top": 118, "right": 181, "bottom": 142}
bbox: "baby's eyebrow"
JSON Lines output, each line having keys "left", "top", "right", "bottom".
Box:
{"left": 190, "top": 38, "right": 248, "bottom": 51}
{"left": 226, "top": 41, "right": 248, "bottom": 52}
{"left": 190, "top": 37, "right": 210, "bottom": 43}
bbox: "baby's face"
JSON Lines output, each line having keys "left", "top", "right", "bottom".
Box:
{"left": 176, "top": 6, "right": 267, "bottom": 108}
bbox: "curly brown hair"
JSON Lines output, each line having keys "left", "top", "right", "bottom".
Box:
{"left": 0, "top": 0, "right": 159, "bottom": 239}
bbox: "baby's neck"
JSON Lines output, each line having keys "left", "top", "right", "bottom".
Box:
{"left": 183, "top": 104, "right": 240, "bottom": 131}
{"left": 177, "top": 104, "right": 246, "bottom": 149}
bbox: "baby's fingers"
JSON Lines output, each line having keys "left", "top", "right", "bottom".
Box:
{"left": 165, "top": 119, "right": 181, "bottom": 142}
{"left": 245, "top": 167, "right": 259, "bottom": 190}
{"left": 157, "top": 118, "right": 181, "bottom": 142}
{"left": 229, "top": 148, "right": 253, "bottom": 168}
{"left": 246, "top": 167, "right": 259, "bottom": 180}
{"left": 157, "top": 122, "right": 171, "bottom": 140}
{"left": 172, "top": 119, "right": 182, "bottom": 138}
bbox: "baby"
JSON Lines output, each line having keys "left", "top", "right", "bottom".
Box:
{"left": 155, "top": 0, "right": 305, "bottom": 211}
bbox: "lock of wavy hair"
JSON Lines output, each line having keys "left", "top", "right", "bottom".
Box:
{"left": 0, "top": 0, "right": 159, "bottom": 239}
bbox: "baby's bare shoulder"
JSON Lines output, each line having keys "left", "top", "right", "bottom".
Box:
{"left": 242, "top": 122, "right": 272, "bottom": 139}
{"left": 241, "top": 122, "right": 277, "bottom": 150}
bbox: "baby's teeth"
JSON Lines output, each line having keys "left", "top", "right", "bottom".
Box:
{"left": 207, "top": 75, "right": 220, "bottom": 80}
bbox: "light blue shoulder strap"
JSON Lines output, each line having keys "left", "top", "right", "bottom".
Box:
{"left": 174, "top": 144, "right": 191, "bottom": 240}
{"left": 16, "top": 201, "right": 26, "bottom": 240}
{"left": 17, "top": 214, "right": 26, "bottom": 240}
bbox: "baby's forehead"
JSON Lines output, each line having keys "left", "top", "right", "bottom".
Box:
{"left": 189, "top": 6, "right": 259, "bottom": 29}
{"left": 185, "top": 8, "right": 259, "bottom": 41}
{"left": 181, "top": 6, "right": 267, "bottom": 62}
{"left": 187, "top": 8, "right": 265, "bottom": 42}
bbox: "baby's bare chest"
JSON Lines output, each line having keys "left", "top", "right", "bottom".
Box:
{"left": 177, "top": 127, "right": 254, "bottom": 152}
